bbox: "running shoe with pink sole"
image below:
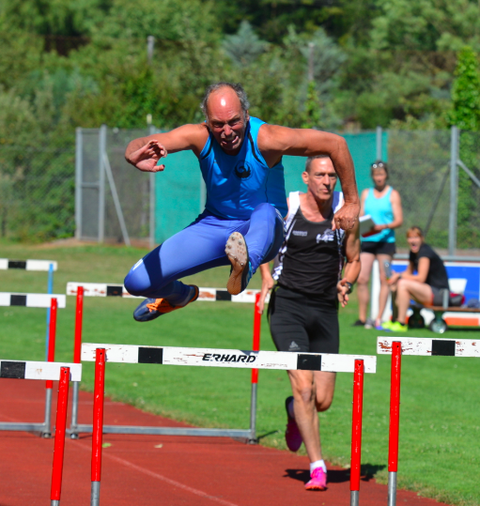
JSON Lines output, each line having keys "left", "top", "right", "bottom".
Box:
{"left": 305, "top": 467, "right": 327, "bottom": 491}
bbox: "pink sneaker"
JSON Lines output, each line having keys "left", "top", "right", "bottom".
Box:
{"left": 285, "top": 396, "right": 302, "bottom": 452}
{"left": 305, "top": 467, "right": 327, "bottom": 491}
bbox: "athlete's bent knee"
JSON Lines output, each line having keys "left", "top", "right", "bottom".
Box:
{"left": 124, "top": 265, "right": 151, "bottom": 297}
{"left": 316, "top": 397, "right": 333, "bottom": 412}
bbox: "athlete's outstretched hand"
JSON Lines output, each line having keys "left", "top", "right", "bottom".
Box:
{"left": 332, "top": 201, "right": 359, "bottom": 231}
{"left": 127, "top": 140, "right": 168, "bottom": 172}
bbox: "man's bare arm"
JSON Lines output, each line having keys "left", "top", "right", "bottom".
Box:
{"left": 258, "top": 125, "right": 360, "bottom": 230}
{"left": 343, "top": 224, "right": 361, "bottom": 284}
{"left": 125, "top": 124, "right": 209, "bottom": 172}
{"left": 337, "top": 223, "right": 361, "bottom": 307}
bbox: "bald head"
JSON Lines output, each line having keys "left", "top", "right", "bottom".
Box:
{"left": 200, "top": 82, "right": 249, "bottom": 121}
{"left": 202, "top": 83, "right": 250, "bottom": 155}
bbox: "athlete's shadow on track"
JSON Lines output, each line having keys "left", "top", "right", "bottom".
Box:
{"left": 284, "top": 464, "right": 385, "bottom": 484}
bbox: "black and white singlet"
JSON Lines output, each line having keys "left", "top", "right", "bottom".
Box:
{"left": 273, "top": 191, "right": 345, "bottom": 300}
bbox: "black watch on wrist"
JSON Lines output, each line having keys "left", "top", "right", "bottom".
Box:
{"left": 344, "top": 281, "right": 353, "bottom": 294}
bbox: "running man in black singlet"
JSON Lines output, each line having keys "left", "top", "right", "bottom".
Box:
{"left": 258, "top": 155, "right": 360, "bottom": 491}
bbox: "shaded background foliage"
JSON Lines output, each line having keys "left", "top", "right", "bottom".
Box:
{"left": 0, "top": 0, "right": 479, "bottom": 242}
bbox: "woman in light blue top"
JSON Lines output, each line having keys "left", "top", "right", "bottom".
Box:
{"left": 355, "top": 161, "right": 403, "bottom": 328}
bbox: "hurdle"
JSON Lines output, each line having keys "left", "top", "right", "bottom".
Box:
{"left": 82, "top": 343, "right": 376, "bottom": 506}
{"left": 377, "top": 336, "right": 480, "bottom": 506}
{"left": 66, "top": 281, "right": 266, "bottom": 303}
{"left": 0, "top": 359, "right": 81, "bottom": 505}
{"left": 67, "top": 289, "right": 265, "bottom": 442}
{"left": 0, "top": 292, "right": 66, "bottom": 308}
{"left": 69, "top": 286, "right": 84, "bottom": 440}
{"left": 0, "top": 258, "right": 58, "bottom": 271}
{"left": 0, "top": 297, "right": 65, "bottom": 437}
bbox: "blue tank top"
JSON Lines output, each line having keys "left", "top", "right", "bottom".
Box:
{"left": 198, "top": 117, "right": 287, "bottom": 220}
{"left": 363, "top": 187, "right": 395, "bottom": 243}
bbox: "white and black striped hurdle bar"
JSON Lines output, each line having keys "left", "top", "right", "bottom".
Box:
{"left": 0, "top": 360, "right": 82, "bottom": 381}
{"left": 67, "top": 282, "right": 267, "bottom": 303}
{"left": 0, "top": 293, "right": 66, "bottom": 308}
{"left": 82, "top": 343, "right": 377, "bottom": 373}
{"left": 377, "top": 336, "right": 480, "bottom": 357}
{"left": 0, "top": 259, "right": 58, "bottom": 271}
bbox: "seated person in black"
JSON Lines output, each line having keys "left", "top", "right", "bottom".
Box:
{"left": 384, "top": 226, "right": 449, "bottom": 331}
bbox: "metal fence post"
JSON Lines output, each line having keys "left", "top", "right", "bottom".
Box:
{"left": 75, "top": 127, "right": 83, "bottom": 240}
{"left": 149, "top": 173, "right": 156, "bottom": 248}
{"left": 376, "top": 126, "right": 383, "bottom": 160}
{"left": 449, "top": 126, "right": 459, "bottom": 256}
{"left": 98, "top": 125, "right": 107, "bottom": 243}
{"left": 148, "top": 125, "right": 156, "bottom": 248}
{"left": 102, "top": 152, "right": 131, "bottom": 246}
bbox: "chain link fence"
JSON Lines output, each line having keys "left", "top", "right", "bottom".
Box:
{"left": 387, "top": 129, "right": 452, "bottom": 250}
{"left": 75, "top": 126, "right": 154, "bottom": 246}
{"left": 387, "top": 129, "right": 480, "bottom": 253}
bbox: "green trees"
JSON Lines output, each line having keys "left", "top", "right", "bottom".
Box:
{"left": 450, "top": 46, "right": 480, "bottom": 131}
{"left": 2, "top": 0, "right": 479, "bottom": 132}
{"left": 1, "top": 0, "right": 479, "bottom": 241}
{"left": 449, "top": 46, "right": 480, "bottom": 248}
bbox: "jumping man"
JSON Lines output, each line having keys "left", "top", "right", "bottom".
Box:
{"left": 124, "top": 82, "right": 359, "bottom": 322}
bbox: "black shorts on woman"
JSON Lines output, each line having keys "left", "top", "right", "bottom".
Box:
{"left": 361, "top": 241, "right": 396, "bottom": 256}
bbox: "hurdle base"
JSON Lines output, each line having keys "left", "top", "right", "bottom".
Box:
{"left": 91, "top": 481, "right": 101, "bottom": 506}
{"left": 0, "top": 422, "right": 49, "bottom": 436}
{"left": 350, "top": 490, "right": 359, "bottom": 506}
{"left": 70, "top": 424, "right": 252, "bottom": 440}
{"left": 388, "top": 471, "right": 397, "bottom": 506}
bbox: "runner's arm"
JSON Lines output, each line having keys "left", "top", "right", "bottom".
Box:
{"left": 337, "top": 223, "right": 361, "bottom": 307}
{"left": 125, "top": 124, "right": 209, "bottom": 172}
{"left": 258, "top": 125, "right": 359, "bottom": 230}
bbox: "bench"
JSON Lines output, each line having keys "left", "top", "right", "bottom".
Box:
{"left": 409, "top": 305, "right": 480, "bottom": 333}
{"left": 407, "top": 278, "right": 480, "bottom": 333}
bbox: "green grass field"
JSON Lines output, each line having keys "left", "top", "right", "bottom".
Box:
{"left": 1, "top": 239, "right": 479, "bottom": 506}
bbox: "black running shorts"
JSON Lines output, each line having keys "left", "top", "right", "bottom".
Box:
{"left": 431, "top": 286, "right": 449, "bottom": 306}
{"left": 268, "top": 285, "right": 339, "bottom": 354}
{"left": 361, "top": 241, "right": 396, "bottom": 256}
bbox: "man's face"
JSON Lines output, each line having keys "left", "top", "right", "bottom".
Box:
{"left": 407, "top": 232, "right": 423, "bottom": 253}
{"left": 302, "top": 157, "right": 338, "bottom": 202}
{"left": 206, "top": 88, "right": 249, "bottom": 155}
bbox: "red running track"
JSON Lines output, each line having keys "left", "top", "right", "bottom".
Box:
{"left": 0, "top": 379, "right": 451, "bottom": 506}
